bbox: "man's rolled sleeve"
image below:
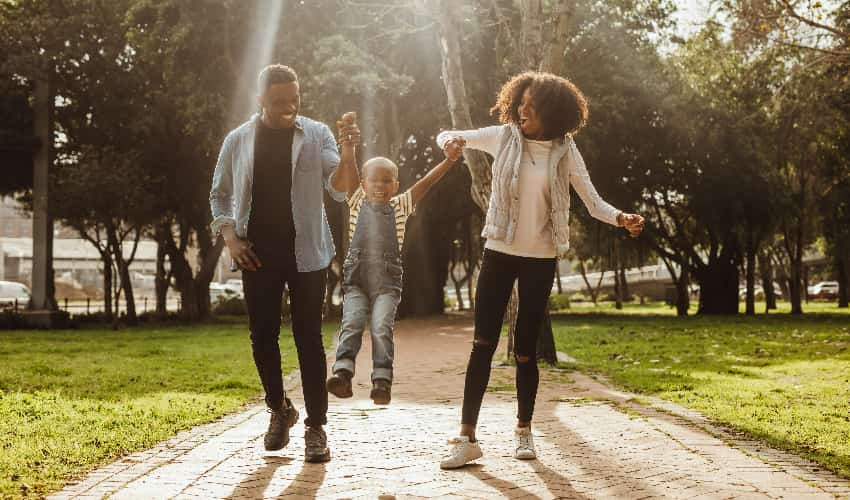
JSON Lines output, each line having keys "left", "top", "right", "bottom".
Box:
{"left": 209, "top": 133, "right": 237, "bottom": 234}
{"left": 321, "top": 124, "right": 347, "bottom": 202}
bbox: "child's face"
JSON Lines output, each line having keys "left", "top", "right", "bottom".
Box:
{"left": 362, "top": 163, "right": 399, "bottom": 204}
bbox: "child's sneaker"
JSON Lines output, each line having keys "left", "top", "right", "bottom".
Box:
{"left": 440, "top": 436, "right": 483, "bottom": 469}
{"left": 370, "top": 379, "right": 391, "bottom": 405}
{"left": 327, "top": 371, "right": 353, "bottom": 398}
{"left": 514, "top": 426, "right": 536, "bottom": 460}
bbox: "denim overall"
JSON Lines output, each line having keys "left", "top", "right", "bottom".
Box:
{"left": 332, "top": 200, "right": 403, "bottom": 383}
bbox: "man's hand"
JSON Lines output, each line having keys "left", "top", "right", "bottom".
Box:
{"left": 221, "top": 226, "right": 262, "bottom": 271}
{"left": 617, "top": 213, "right": 645, "bottom": 238}
{"left": 444, "top": 137, "right": 466, "bottom": 162}
{"left": 336, "top": 111, "right": 360, "bottom": 152}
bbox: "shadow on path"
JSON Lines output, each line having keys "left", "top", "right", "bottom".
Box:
{"left": 224, "top": 455, "right": 292, "bottom": 499}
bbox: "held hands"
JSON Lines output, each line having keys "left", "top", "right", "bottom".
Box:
{"left": 618, "top": 213, "right": 645, "bottom": 238}
{"left": 444, "top": 136, "right": 466, "bottom": 162}
{"left": 336, "top": 111, "right": 360, "bottom": 151}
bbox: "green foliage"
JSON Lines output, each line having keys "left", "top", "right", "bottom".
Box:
{"left": 211, "top": 296, "right": 247, "bottom": 316}
{"left": 548, "top": 293, "right": 572, "bottom": 311}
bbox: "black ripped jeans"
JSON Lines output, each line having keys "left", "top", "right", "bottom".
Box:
{"left": 461, "top": 248, "right": 557, "bottom": 426}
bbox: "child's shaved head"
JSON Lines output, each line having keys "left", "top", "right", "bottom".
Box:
{"left": 362, "top": 157, "right": 399, "bottom": 180}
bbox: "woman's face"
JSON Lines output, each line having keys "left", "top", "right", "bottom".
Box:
{"left": 518, "top": 87, "right": 545, "bottom": 140}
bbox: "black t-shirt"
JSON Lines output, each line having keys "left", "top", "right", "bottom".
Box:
{"left": 247, "top": 120, "right": 296, "bottom": 268}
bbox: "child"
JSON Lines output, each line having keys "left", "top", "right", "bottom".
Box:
{"left": 327, "top": 113, "right": 465, "bottom": 405}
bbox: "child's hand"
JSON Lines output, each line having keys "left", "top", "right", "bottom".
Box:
{"left": 444, "top": 137, "right": 466, "bottom": 162}
{"left": 336, "top": 111, "right": 360, "bottom": 147}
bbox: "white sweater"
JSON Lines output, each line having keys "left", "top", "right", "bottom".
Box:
{"left": 436, "top": 124, "right": 621, "bottom": 259}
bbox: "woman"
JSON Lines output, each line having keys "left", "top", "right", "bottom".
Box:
{"left": 437, "top": 72, "right": 644, "bottom": 469}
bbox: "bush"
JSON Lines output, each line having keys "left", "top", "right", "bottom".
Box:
{"left": 212, "top": 296, "right": 248, "bottom": 316}
{"left": 548, "top": 293, "right": 571, "bottom": 311}
{"left": 0, "top": 311, "right": 24, "bottom": 329}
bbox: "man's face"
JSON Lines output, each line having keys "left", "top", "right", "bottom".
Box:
{"left": 258, "top": 81, "right": 300, "bottom": 129}
{"left": 362, "top": 163, "right": 399, "bottom": 204}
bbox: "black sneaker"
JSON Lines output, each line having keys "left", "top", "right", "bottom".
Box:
{"left": 264, "top": 397, "right": 299, "bottom": 451}
{"left": 370, "top": 379, "right": 391, "bottom": 405}
{"left": 304, "top": 426, "right": 331, "bottom": 463}
{"left": 327, "top": 370, "right": 353, "bottom": 399}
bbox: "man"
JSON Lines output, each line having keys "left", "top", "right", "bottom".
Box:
{"left": 209, "top": 64, "right": 359, "bottom": 462}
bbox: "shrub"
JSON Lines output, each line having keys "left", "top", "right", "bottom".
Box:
{"left": 212, "top": 296, "right": 248, "bottom": 316}
{"left": 548, "top": 293, "right": 571, "bottom": 311}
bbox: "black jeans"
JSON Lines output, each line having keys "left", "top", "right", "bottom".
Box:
{"left": 462, "top": 249, "right": 556, "bottom": 426}
{"left": 243, "top": 264, "right": 328, "bottom": 427}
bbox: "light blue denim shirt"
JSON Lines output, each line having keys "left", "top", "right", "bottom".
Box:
{"left": 210, "top": 114, "right": 346, "bottom": 272}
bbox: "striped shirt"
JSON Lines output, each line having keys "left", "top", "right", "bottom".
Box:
{"left": 347, "top": 187, "right": 415, "bottom": 250}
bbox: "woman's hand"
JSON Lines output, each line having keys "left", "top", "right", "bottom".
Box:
{"left": 444, "top": 137, "right": 466, "bottom": 162}
{"left": 618, "top": 213, "right": 645, "bottom": 238}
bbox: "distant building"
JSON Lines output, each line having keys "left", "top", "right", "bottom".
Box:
{"left": 0, "top": 197, "right": 158, "bottom": 295}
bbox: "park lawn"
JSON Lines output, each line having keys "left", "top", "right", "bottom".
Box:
{"left": 553, "top": 299, "right": 850, "bottom": 316}
{"left": 0, "top": 319, "right": 337, "bottom": 498}
{"left": 552, "top": 312, "right": 850, "bottom": 478}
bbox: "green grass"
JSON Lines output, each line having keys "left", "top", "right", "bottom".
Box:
{"left": 552, "top": 311, "right": 850, "bottom": 478}
{"left": 553, "top": 299, "right": 850, "bottom": 316}
{"left": 0, "top": 319, "right": 337, "bottom": 498}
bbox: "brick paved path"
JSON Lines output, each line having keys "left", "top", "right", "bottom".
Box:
{"left": 52, "top": 316, "right": 850, "bottom": 499}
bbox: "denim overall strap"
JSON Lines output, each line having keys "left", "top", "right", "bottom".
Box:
{"left": 350, "top": 201, "right": 399, "bottom": 257}
{"left": 343, "top": 201, "right": 403, "bottom": 295}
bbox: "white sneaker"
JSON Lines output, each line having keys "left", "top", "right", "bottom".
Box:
{"left": 514, "top": 427, "right": 536, "bottom": 460}
{"left": 440, "top": 436, "right": 483, "bottom": 469}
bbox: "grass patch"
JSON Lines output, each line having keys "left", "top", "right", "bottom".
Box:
{"left": 552, "top": 312, "right": 850, "bottom": 478}
{"left": 553, "top": 299, "right": 850, "bottom": 316}
{"left": 0, "top": 320, "right": 337, "bottom": 498}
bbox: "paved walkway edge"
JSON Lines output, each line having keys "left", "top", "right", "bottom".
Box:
{"left": 49, "top": 369, "right": 303, "bottom": 499}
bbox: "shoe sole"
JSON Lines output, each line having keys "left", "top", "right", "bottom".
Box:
{"left": 327, "top": 377, "right": 353, "bottom": 399}
{"left": 369, "top": 391, "right": 392, "bottom": 405}
{"left": 370, "top": 387, "right": 391, "bottom": 405}
{"left": 440, "top": 450, "right": 483, "bottom": 469}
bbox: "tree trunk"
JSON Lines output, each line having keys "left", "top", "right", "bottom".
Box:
{"left": 155, "top": 234, "right": 169, "bottom": 316}
{"left": 619, "top": 262, "right": 629, "bottom": 301}
{"left": 789, "top": 233, "right": 804, "bottom": 315}
{"left": 106, "top": 224, "right": 138, "bottom": 325}
{"left": 436, "top": 0, "right": 561, "bottom": 364}
{"left": 434, "top": 0, "right": 492, "bottom": 214}
{"left": 102, "top": 252, "right": 113, "bottom": 321}
{"left": 193, "top": 230, "right": 224, "bottom": 320}
{"left": 538, "top": 1, "right": 575, "bottom": 75}
{"left": 745, "top": 236, "right": 756, "bottom": 316}
{"left": 578, "top": 260, "right": 604, "bottom": 304}
{"left": 695, "top": 258, "right": 739, "bottom": 315}
{"left": 838, "top": 255, "right": 849, "bottom": 308}
{"left": 613, "top": 242, "right": 623, "bottom": 310}
{"left": 759, "top": 251, "right": 777, "bottom": 312}
{"left": 676, "top": 267, "right": 690, "bottom": 317}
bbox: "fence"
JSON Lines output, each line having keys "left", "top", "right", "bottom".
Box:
{"left": 5, "top": 297, "right": 183, "bottom": 315}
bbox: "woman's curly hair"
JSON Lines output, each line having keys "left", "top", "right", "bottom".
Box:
{"left": 490, "top": 71, "right": 589, "bottom": 139}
